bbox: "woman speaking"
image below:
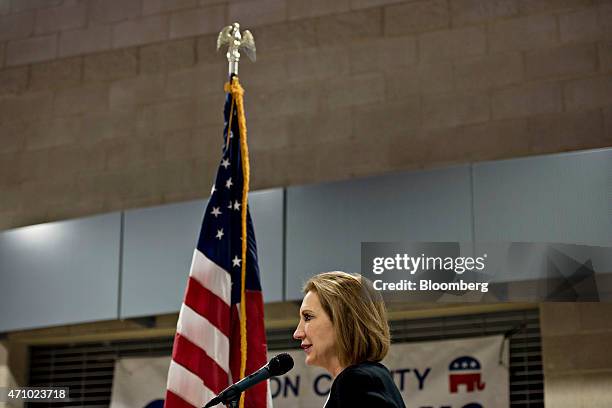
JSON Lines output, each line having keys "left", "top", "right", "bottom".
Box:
{"left": 293, "top": 271, "right": 406, "bottom": 408}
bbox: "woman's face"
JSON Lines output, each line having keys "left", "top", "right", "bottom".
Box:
{"left": 293, "top": 291, "right": 338, "bottom": 370}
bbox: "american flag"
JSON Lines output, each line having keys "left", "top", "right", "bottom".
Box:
{"left": 165, "top": 76, "right": 270, "bottom": 408}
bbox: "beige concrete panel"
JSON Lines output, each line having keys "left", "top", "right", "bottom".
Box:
{"left": 489, "top": 14, "right": 558, "bottom": 52}
{"left": 194, "top": 32, "right": 219, "bottom": 65}
{"left": 349, "top": 36, "right": 417, "bottom": 75}
{"left": 235, "top": 51, "right": 288, "bottom": 87}
{"left": 285, "top": 107, "right": 351, "bottom": 148}
{"left": 605, "top": 105, "right": 612, "bottom": 139}
{"left": 422, "top": 118, "right": 530, "bottom": 163}
{"left": 0, "top": 185, "right": 23, "bottom": 214}
{"left": 0, "top": 120, "right": 30, "bottom": 154}
{"left": 160, "top": 126, "right": 213, "bottom": 162}
{"left": 29, "top": 56, "right": 82, "bottom": 91}
{"left": 287, "top": 0, "right": 349, "bottom": 20}
{"left": 81, "top": 109, "right": 136, "bottom": 142}
{"left": 109, "top": 73, "right": 165, "bottom": 110}
{"left": 54, "top": 83, "right": 109, "bottom": 115}
{"left": 0, "top": 66, "right": 29, "bottom": 96}
{"left": 143, "top": 0, "right": 163, "bottom": 15}
{"left": 543, "top": 332, "right": 612, "bottom": 371}
{"left": 255, "top": 20, "right": 317, "bottom": 53}
{"left": 135, "top": 98, "right": 199, "bottom": 134}
{"left": 84, "top": 49, "right": 138, "bottom": 82}
{"left": 0, "top": 11, "right": 34, "bottom": 41}
{"left": 352, "top": 97, "right": 420, "bottom": 140}
{"left": 15, "top": 148, "right": 49, "bottom": 182}
{"left": 90, "top": 0, "right": 142, "bottom": 24}
{"left": 34, "top": 2, "right": 87, "bottom": 35}
{"left": 578, "top": 303, "right": 612, "bottom": 331}
{"left": 157, "top": 0, "right": 199, "bottom": 13}
{"left": 449, "top": 0, "right": 518, "bottom": 27}
{"left": 454, "top": 52, "right": 523, "bottom": 91}
{"left": 527, "top": 109, "right": 608, "bottom": 153}
{"left": 0, "top": 91, "right": 54, "bottom": 123}
{"left": 559, "top": 7, "right": 601, "bottom": 43}
{"left": 140, "top": 38, "right": 196, "bottom": 75}
{"left": 25, "top": 116, "right": 82, "bottom": 150}
{"left": 315, "top": 8, "right": 382, "bottom": 45}
{"left": 169, "top": 5, "right": 226, "bottom": 39}
{"left": 322, "top": 72, "right": 385, "bottom": 109}
{"left": 564, "top": 75, "right": 612, "bottom": 111}
{"left": 545, "top": 373, "right": 612, "bottom": 408}
{"left": 246, "top": 79, "right": 320, "bottom": 119}
{"left": 518, "top": 0, "right": 592, "bottom": 14}
{"left": 228, "top": 0, "right": 287, "bottom": 28}
{"left": 6, "top": 34, "right": 57, "bottom": 66}
{"left": 419, "top": 26, "right": 486, "bottom": 63}
{"left": 194, "top": 92, "right": 226, "bottom": 126}
{"left": 0, "top": 0, "right": 10, "bottom": 15}
{"left": 525, "top": 43, "right": 598, "bottom": 80}
{"left": 384, "top": 0, "right": 450, "bottom": 36}
{"left": 12, "top": 0, "right": 61, "bottom": 13}
{"left": 422, "top": 90, "right": 490, "bottom": 129}
{"left": 112, "top": 15, "right": 169, "bottom": 48}
{"left": 59, "top": 25, "right": 112, "bottom": 57}
{"left": 165, "top": 64, "right": 225, "bottom": 99}
{"left": 602, "top": 3, "right": 612, "bottom": 40}
{"left": 246, "top": 115, "right": 291, "bottom": 151}
{"left": 350, "top": 0, "right": 399, "bottom": 10}
{"left": 45, "top": 143, "right": 107, "bottom": 176}
{"left": 540, "top": 303, "right": 581, "bottom": 336}
{"left": 103, "top": 136, "right": 164, "bottom": 171}
{"left": 600, "top": 41, "right": 612, "bottom": 73}
{"left": 286, "top": 46, "right": 349, "bottom": 81}
{"left": 492, "top": 81, "right": 563, "bottom": 119}
{"left": 386, "top": 62, "right": 454, "bottom": 99}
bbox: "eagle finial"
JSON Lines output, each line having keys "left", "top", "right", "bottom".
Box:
{"left": 217, "top": 22, "right": 256, "bottom": 75}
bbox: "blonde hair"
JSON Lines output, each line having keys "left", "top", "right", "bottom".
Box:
{"left": 303, "top": 271, "right": 390, "bottom": 367}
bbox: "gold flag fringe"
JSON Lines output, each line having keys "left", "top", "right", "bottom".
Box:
{"left": 224, "top": 76, "right": 249, "bottom": 408}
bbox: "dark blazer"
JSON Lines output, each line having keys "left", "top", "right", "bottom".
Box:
{"left": 325, "top": 361, "right": 406, "bottom": 408}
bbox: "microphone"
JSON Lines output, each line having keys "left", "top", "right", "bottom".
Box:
{"left": 203, "top": 353, "right": 294, "bottom": 407}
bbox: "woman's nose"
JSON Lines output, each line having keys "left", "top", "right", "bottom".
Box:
{"left": 293, "top": 321, "right": 304, "bottom": 340}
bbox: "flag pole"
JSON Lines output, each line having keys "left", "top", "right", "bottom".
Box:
{"left": 217, "top": 22, "right": 256, "bottom": 408}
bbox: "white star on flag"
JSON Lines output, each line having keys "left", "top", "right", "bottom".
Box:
{"left": 211, "top": 207, "right": 221, "bottom": 217}
{"left": 225, "top": 178, "right": 233, "bottom": 189}
{"left": 216, "top": 229, "right": 224, "bottom": 240}
{"left": 233, "top": 201, "right": 241, "bottom": 210}
{"left": 211, "top": 184, "right": 216, "bottom": 194}
{"left": 232, "top": 256, "right": 241, "bottom": 267}
{"left": 221, "top": 158, "right": 230, "bottom": 169}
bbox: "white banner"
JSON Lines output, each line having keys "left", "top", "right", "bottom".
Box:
{"left": 271, "top": 335, "right": 509, "bottom": 408}
{"left": 108, "top": 336, "right": 508, "bottom": 408}
{"left": 110, "top": 356, "right": 170, "bottom": 408}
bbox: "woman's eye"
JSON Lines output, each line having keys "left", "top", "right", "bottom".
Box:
{"left": 303, "top": 314, "right": 312, "bottom": 321}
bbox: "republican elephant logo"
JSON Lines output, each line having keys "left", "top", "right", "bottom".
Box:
{"left": 448, "top": 356, "right": 486, "bottom": 393}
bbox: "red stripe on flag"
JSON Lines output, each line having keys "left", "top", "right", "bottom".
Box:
{"left": 172, "top": 333, "right": 228, "bottom": 395}
{"left": 164, "top": 390, "right": 197, "bottom": 408}
{"left": 184, "top": 276, "right": 231, "bottom": 338}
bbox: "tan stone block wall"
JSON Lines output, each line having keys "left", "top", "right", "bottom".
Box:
{"left": 0, "top": 0, "right": 609, "bottom": 241}
{"left": 540, "top": 303, "right": 612, "bottom": 408}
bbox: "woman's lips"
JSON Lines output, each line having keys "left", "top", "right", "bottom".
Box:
{"left": 301, "top": 344, "right": 312, "bottom": 353}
